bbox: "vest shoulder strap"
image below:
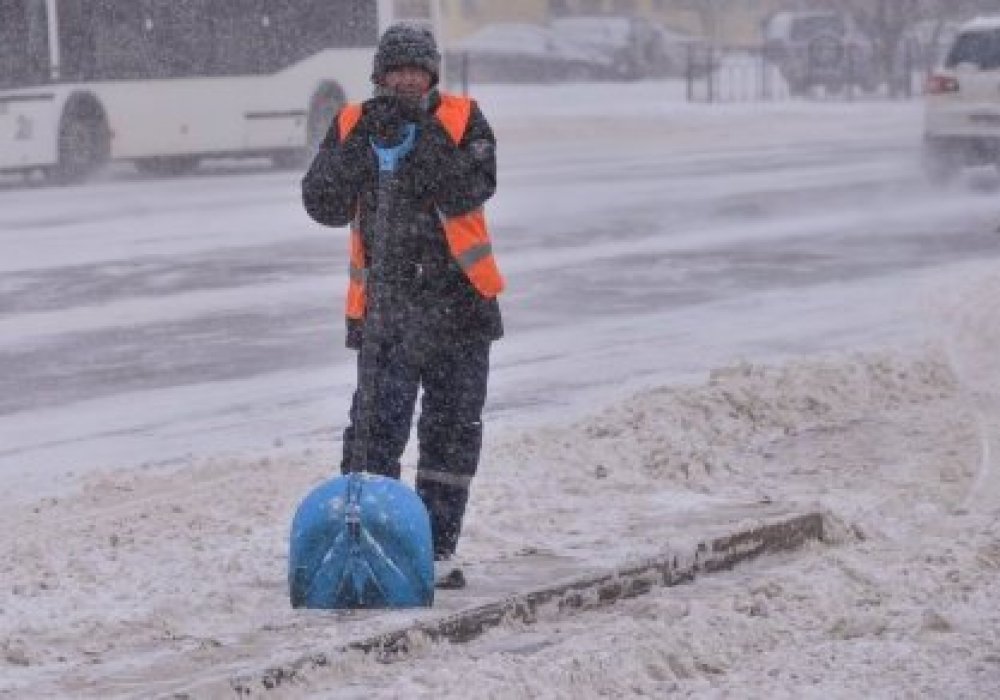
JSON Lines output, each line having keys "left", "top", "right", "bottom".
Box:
{"left": 337, "top": 103, "right": 363, "bottom": 140}
{"left": 434, "top": 94, "right": 474, "bottom": 145}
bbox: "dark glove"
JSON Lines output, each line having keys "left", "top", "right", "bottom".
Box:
{"left": 361, "top": 96, "right": 411, "bottom": 145}
{"left": 406, "top": 119, "right": 460, "bottom": 199}
{"left": 333, "top": 126, "right": 376, "bottom": 189}
{"left": 394, "top": 96, "right": 432, "bottom": 126}
{"left": 346, "top": 318, "right": 363, "bottom": 350}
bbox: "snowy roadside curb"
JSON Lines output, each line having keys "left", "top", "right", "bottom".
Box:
{"left": 227, "top": 511, "right": 823, "bottom": 696}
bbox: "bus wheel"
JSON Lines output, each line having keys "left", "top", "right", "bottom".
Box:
{"left": 134, "top": 156, "right": 200, "bottom": 178}
{"left": 49, "top": 112, "right": 110, "bottom": 185}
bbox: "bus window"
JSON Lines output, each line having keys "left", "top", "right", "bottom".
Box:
{"left": 59, "top": 0, "right": 210, "bottom": 81}
{"left": 147, "top": 0, "right": 213, "bottom": 77}
{"left": 57, "top": 0, "right": 381, "bottom": 83}
{"left": 0, "top": 0, "right": 50, "bottom": 89}
{"left": 309, "top": 0, "right": 379, "bottom": 48}
{"left": 211, "top": 0, "right": 277, "bottom": 75}
{"left": 272, "top": 0, "right": 379, "bottom": 65}
{"left": 25, "top": 0, "right": 49, "bottom": 79}
{"left": 210, "top": 0, "right": 378, "bottom": 76}
{"left": 58, "top": 0, "right": 97, "bottom": 81}
{"left": 0, "top": 0, "right": 27, "bottom": 88}
{"left": 90, "top": 0, "right": 155, "bottom": 80}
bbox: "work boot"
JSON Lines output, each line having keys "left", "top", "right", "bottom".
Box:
{"left": 434, "top": 556, "right": 466, "bottom": 590}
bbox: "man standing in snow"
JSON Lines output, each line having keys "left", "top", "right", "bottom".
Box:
{"left": 301, "top": 24, "right": 504, "bottom": 588}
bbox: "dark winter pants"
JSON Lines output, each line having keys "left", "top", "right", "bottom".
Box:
{"left": 340, "top": 335, "right": 491, "bottom": 559}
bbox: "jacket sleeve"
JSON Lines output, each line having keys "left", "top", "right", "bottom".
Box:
{"left": 422, "top": 102, "right": 497, "bottom": 218}
{"left": 300, "top": 113, "right": 373, "bottom": 228}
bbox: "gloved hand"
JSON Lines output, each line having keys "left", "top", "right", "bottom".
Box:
{"left": 360, "top": 96, "right": 414, "bottom": 145}
{"left": 405, "top": 118, "right": 459, "bottom": 199}
{"left": 393, "top": 96, "right": 432, "bottom": 126}
{"left": 335, "top": 125, "right": 376, "bottom": 189}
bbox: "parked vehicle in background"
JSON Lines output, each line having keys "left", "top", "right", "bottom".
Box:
{"left": 0, "top": 0, "right": 440, "bottom": 183}
{"left": 550, "top": 15, "right": 667, "bottom": 80}
{"left": 923, "top": 16, "right": 1000, "bottom": 184}
{"left": 445, "top": 22, "right": 610, "bottom": 84}
{"left": 762, "top": 10, "right": 878, "bottom": 96}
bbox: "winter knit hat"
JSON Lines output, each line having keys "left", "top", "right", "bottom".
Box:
{"left": 371, "top": 23, "right": 441, "bottom": 86}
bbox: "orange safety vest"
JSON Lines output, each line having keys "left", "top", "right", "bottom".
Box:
{"left": 336, "top": 94, "right": 504, "bottom": 321}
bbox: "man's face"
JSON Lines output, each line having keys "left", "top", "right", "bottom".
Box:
{"left": 382, "top": 66, "right": 433, "bottom": 100}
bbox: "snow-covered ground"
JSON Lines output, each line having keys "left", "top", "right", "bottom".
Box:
{"left": 2, "top": 81, "right": 1000, "bottom": 697}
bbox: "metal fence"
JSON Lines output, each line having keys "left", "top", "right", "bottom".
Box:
{"left": 445, "top": 39, "right": 945, "bottom": 103}
{"left": 683, "top": 43, "right": 932, "bottom": 103}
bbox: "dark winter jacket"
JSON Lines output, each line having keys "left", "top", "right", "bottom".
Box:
{"left": 301, "top": 90, "right": 503, "bottom": 350}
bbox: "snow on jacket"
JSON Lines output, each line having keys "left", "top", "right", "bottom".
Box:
{"left": 301, "top": 90, "right": 503, "bottom": 349}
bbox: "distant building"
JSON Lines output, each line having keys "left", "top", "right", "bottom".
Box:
{"left": 438, "top": 0, "right": 791, "bottom": 46}
{"left": 438, "top": 0, "right": 547, "bottom": 39}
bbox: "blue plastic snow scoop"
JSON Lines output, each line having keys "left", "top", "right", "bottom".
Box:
{"left": 288, "top": 471, "right": 434, "bottom": 608}
{"left": 289, "top": 122, "right": 434, "bottom": 609}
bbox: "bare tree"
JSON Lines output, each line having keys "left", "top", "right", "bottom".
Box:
{"left": 834, "top": 0, "right": 919, "bottom": 93}
{"left": 834, "top": 0, "right": 1000, "bottom": 92}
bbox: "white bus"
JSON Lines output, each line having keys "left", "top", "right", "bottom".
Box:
{"left": 0, "top": 0, "right": 442, "bottom": 182}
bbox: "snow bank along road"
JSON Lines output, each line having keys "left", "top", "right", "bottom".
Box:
{"left": 3, "top": 348, "right": 999, "bottom": 697}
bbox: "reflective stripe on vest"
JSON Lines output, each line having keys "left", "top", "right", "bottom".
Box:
{"left": 339, "top": 105, "right": 367, "bottom": 320}
{"left": 436, "top": 207, "right": 503, "bottom": 298}
{"left": 346, "top": 211, "right": 367, "bottom": 320}
{"left": 336, "top": 95, "right": 504, "bottom": 319}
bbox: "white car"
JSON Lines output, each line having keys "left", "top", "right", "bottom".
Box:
{"left": 445, "top": 23, "right": 611, "bottom": 84}
{"left": 550, "top": 15, "right": 662, "bottom": 80}
{"left": 923, "top": 16, "right": 1000, "bottom": 183}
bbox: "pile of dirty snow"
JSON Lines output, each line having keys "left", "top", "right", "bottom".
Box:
{"left": 4, "top": 339, "right": 1000, "bottom": 696}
